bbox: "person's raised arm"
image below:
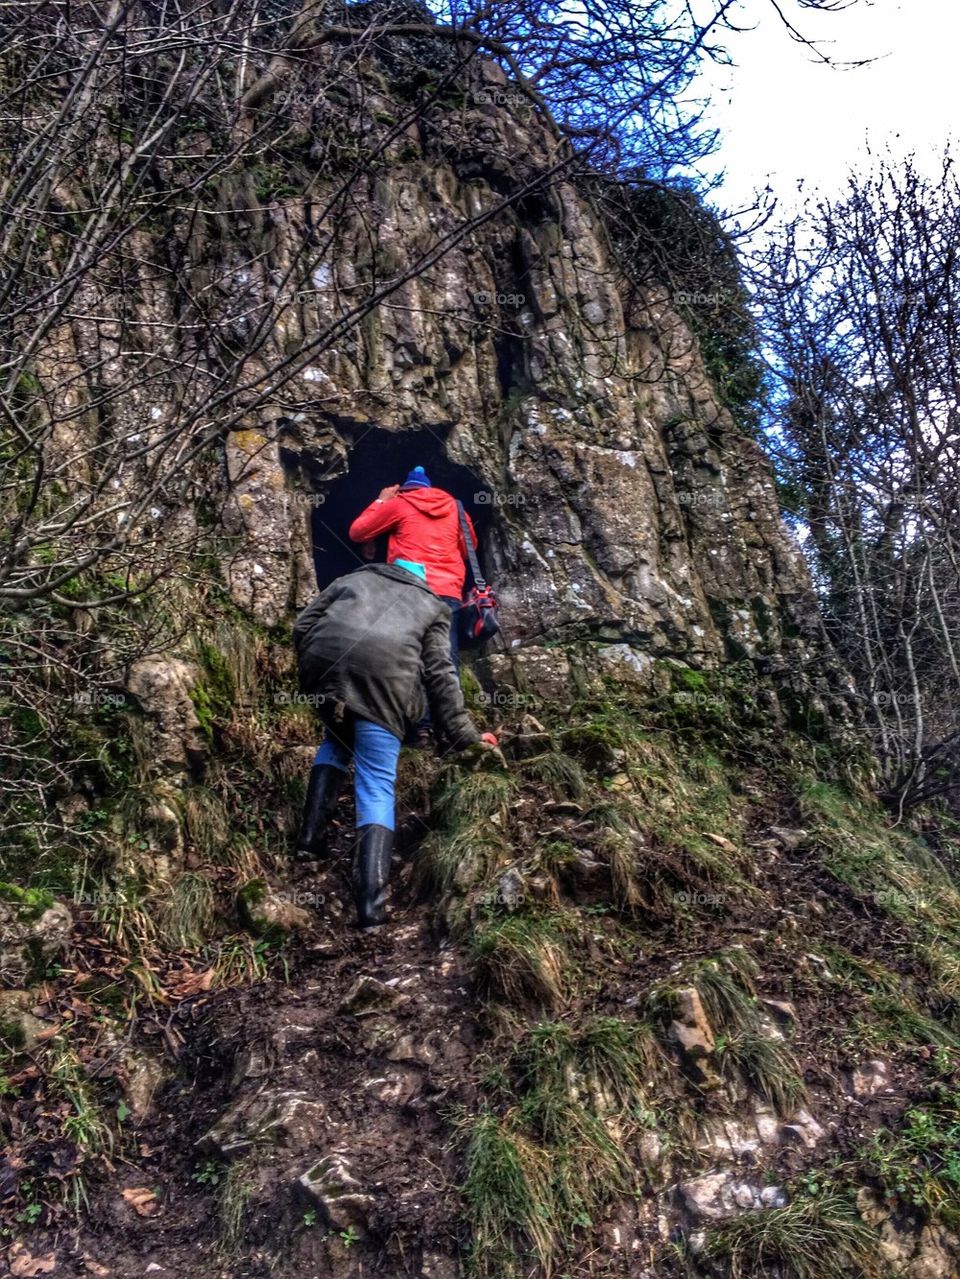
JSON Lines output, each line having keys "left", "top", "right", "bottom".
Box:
{"left": 348, "top": 485, "right": 402, "bottom": 542}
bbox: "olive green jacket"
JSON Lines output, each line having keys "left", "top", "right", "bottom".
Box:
{"left": 292, "top": 563, "right": 479, "bottom": 748}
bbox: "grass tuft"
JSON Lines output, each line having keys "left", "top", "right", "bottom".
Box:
{"left": 160, "top": 872, "right": 215, "bottom": 950}
{"left": 472, "top": 914, "right": 569, "bottom": 1011}
{"left": 704, "top": 1189, "right": 883, "bottom": 1279}
{"left": 461, "top": 1110, "right": 556, "bottom": 1278}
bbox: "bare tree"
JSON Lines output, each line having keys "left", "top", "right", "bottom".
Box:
{"left": 754, "top": 152, "right": 960, "bottom": 813}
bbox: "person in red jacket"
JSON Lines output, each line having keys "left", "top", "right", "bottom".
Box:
{"left": 348, "top": 466, "right": 477, "bottom": 673}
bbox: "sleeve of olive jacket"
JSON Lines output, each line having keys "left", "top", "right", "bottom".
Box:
{"left": 292, "top": 581, "right": 345, "bottom": 659}
{"left": 421, "top": 614, "right": 480, "bottom": 750}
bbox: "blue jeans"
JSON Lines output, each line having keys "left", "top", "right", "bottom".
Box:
{"left": 314, "top": 717, "right": 402, "bottom": 830}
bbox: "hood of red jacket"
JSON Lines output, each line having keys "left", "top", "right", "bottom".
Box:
{"left": 399, "top": 487, "right": 457, "bottom": 518}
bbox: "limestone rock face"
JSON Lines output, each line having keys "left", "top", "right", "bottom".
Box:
{"left": 27, "top": 53, "right": 849, "bottom": 712}
{"left": 858, "top": 1188, "right": 960, "bottom": 1279}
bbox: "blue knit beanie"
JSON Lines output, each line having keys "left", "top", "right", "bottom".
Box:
{"left": 402, "top": 466, "right": 432, "bottom": 489}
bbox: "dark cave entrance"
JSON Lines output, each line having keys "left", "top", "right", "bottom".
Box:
{"left": 305, "top": 426, "right": 494, "bottom": 591}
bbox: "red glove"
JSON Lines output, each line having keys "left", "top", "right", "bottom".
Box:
{"left": 480, "top": 732, "right": 499, "bottom": 748}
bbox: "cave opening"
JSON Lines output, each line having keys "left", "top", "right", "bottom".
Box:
{"left": 306, "top": 425, "right": 494, "bottom": 591}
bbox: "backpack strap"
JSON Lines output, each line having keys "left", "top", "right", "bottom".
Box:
{"left": 456, "top": 501, "right": 486, "bottom": 590}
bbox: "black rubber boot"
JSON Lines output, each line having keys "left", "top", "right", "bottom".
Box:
{"left": 295, "top": 765, "right": 344, "bottom": 860}
{"left": 352, "top": 824, "right": 394, "bottom": 927}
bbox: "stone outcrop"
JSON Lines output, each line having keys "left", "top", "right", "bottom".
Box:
{"left": 0, "top": 889, "right": 72, "bottom": 987}
{"left": 26, "top": 50, "right": 852, "bottom": 722}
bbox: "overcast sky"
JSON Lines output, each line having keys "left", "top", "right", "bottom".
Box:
{"left": 693, "top": 0, "right": 958, "bottom": 216}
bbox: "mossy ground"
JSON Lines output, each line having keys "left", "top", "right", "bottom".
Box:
{"left": 3, "top": 644, "right": 960, "bottom": 1277}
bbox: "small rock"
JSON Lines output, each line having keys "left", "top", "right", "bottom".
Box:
{"left": 780, "top": 1107, "right": 825, "bottom": 1149}
{"left": 237, "top": 879, "right": 312, "bottom": 937}
{"left": 760, "top": 998, "right": 797, "bottom": 1024}
{"left": 669, "top": 987, "right": 720, "bottom": 1085}
{"left": 638, "top": 1130, "right": 662, "bottom": 1173}
{"left": 686, "top": 1230, "right": 707, "bottom": 1255}
{"left": 702, "top": 832, "right": 739, "bottom": 854}
{"left": 846, "top": 1059, "right": 890, "bottom": 1099}
{"left": 0, "top": 990, "right": 48, "bottom": 1052}
{"left": 733, "top": 1183, "right": 756, "bottom": 1209}
{"left": 119, "top": 1046, "right": 167, "bottom": 1119}
{"left": 496, "top": 867, "right": 525, "bottom": 910}
{"left": 420, "top": 1251, "right": 459, "bottom": 1279}
{"left": 387, "top": 1032, "right": 439, "bottom": 1065}
{"left": 677, "top": 1171, "right": 740, "bottom": 1222}
{"left": 760, "top": 1186, "right": 788, "bottom": 1208}
{"left": 364, "top": 1069, "right": 421, "bottom": 1105}
{"left": 767, "top": 826, "right": 808, "bottom": 850}
{"left": 340, "top": 975, "right": 409, "bottom": 1016}
{"left": 752, "top": 1102, "right": 781, "bottom": 1145}
{"left": 296, "top": 1153, "right": 374, "bottom": 1236}
{"left": 200, "top": 1090, "right": 324, "bottom": 1156}
{"left": 0, "top": 888, "right": 72, "bottom": 986}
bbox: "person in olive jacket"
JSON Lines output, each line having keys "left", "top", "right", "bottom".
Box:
{"left": 292, "top": 559, "right": 498, "bottom": 927}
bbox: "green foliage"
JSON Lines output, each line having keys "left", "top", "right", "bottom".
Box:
{"left": 703, "top": 1188, "right": 882, "bottom": 1279}
{"left": 600, "top": 180, "right": 766, "bottom": 434}
{"left": 797, "top": 776, "right": 960, "bottom": 1009}
{"left": 218, "top": 1158, "right": 257, "bottom": 1256}
{"left": 0, "top": 881, "right": 55, "bottom": 920}
{"left": 854, "top": 995, "right": 958, "bottom": 1053}
{"left": 461, "top": 1110, "right": 556, "bottom": 1278}
{"left": 716, "top": 1030, "right": 807, "bottom": 1114}
{"left": 647, "top": 950, "right": 806, "bottom": 1115}
{"left": 191, "top": 1159, "right": 223, "bottom": 1187}
{"left": 516, "top": 751, "right": 587, "bottom": 801}
{"left": 160, "top": 872, "right": 216, "bottom": 949}
{"left": 462, "top": 1015, "right": 658, "bottom": 1278}
{"left": 861, "top": 1085, "right": 960, "bottom": 1228}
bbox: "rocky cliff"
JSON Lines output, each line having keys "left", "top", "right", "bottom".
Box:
{"left": 3, "top": 12, "right": 960, "bottom": 1279}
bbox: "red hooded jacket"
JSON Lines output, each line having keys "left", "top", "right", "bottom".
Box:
{"left": 348, "top": 487, "right": 478, "bottom": 600}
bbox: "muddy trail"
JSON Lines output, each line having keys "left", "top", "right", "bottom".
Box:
{"left": 53, "top": 803, "right": 485, "bottom": 1279}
